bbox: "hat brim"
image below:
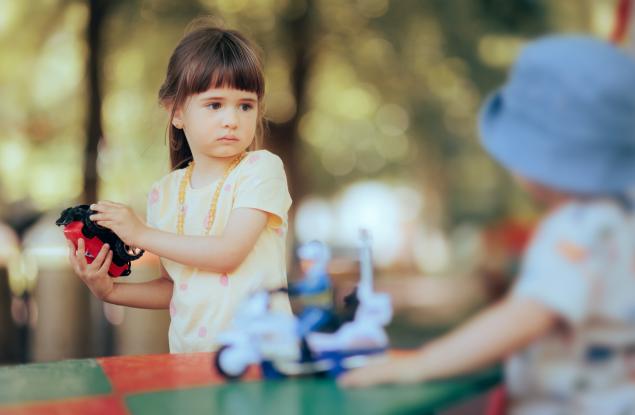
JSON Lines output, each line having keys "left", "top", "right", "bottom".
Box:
{"left": 479, "top": 91, "right": 635, "bottom": 195}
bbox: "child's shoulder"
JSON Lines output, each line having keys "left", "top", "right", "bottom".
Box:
{"left": 244, "top": 149, "right": 283, "bottom": 165}
{"left": 240, "top": 150, "right": 285, "bottom": 174}
{"left": 149, "top": 168, "right": 185, "bottom": 191}
{"left": 540, "top": 198, "right": 628, "bottom": 240}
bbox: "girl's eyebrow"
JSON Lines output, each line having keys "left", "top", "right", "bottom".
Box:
{"left": 198, "top": 95, "right": 258, "bottom": 102}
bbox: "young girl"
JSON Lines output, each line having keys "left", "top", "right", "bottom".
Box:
{"left": 67, "top": 22, "right": 292, "bottom": 353}
{"left": 340, "top": 36, "right": 635, "bottom": 414}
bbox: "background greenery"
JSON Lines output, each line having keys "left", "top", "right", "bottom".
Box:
{"left": 0, "top": 0, "right": 623, "bottom": 361}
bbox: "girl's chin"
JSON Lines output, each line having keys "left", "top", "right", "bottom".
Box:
{"left": 206, "top": 149, "right": 247, "bottom": 159}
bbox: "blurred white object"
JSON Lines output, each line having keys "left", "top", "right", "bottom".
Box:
{"left": 214, "top": 230, "right": 393, "bottom": 379}
{"left": 307, "top": 230, "right": 392, "bottom": 354}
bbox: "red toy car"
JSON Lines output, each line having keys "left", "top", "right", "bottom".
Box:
{"left": 56, "top": 204, "right": 144, "bottom": 277}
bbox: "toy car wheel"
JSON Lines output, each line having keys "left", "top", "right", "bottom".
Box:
{"left": 113, "top": 240, "right": 143, "bottom": 261}
{"left": 123, "top": 244, "right": 144, "bottom": 260}
{"left": 214, "top": 345, "right": 249, "bottom": 380}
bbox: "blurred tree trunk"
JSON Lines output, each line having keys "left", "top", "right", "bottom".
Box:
{"left": 85, "top": 0, "right": 114, "bottom": 357}
{"left": 84, "top": 0, "right": 108, "bottom": 205}
{"left": 266, "top": 1, "right": 315, "bottom": 206}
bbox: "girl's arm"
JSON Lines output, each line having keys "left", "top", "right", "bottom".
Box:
{"left": 138, "top": 208, "right": 268, "bottom": 273}
{"left": 106, "top": 264, "right": 173, "bottom": 309}
{"left": 68, "top": 239, "right": 173, "bottom": 309}
{"left": 90, "top": 201, "right": 268, "bottom": 274}
{"left": 339, "top": 296, "right": 560, "bottom": 387}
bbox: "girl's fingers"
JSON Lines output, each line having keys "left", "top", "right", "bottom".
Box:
{"left": 98, "top": 250, "right": 113, "bottom": 275}
{"left": 90, "top": 202, "right": 113, "bottom": 213}
{"left": 93, "top": 200, "right": 121, "bottom": 210}
{"left": 92, "top": 243, "right": 110, "bottom": 267}
{"left": 66, "top": 240, "right": 75, "bottom": 260}
{"left": 67, "top": 240, "right": 80, "bottom": 270}
{"left": 89, "top": 213, "right": 107, "bottom": 222}
{"left": 76, "top": 238, "right": 88, "bottom": 270}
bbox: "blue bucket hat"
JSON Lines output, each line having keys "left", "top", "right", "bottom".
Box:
{"left": 479, "top": 35, "right": 635, "bottom": 194}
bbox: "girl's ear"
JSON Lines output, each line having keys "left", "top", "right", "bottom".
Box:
{"left": 162, "top": 98, "right": 184, "bottom": 129}
{"left": 171, "top": 107, "right": 184, "bottom": 130}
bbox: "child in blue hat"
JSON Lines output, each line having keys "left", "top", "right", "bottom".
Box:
{"left": 340, "top": 35, "right": 635, "bottom": 414}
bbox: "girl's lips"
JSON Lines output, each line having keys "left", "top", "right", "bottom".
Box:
{"left": 218, "top": 136, "right": 239, "bottom": 141}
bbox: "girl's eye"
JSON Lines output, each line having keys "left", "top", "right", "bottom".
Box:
{"left": 208, "top": 102, "right": 222, "bottom": 110}
{"left": 240, "top": 103, "right": 253, "bottom": 111}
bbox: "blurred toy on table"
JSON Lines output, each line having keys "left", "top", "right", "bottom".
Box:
{"left": 213, "top": 230, "right": 392, "bottom": 380}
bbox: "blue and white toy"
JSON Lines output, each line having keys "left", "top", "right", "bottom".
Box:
{"left": 291, "top": 240, "right": 332, "bottom": 295}
{"left": 213, "top": 230, "right": 393, "bottom": 379}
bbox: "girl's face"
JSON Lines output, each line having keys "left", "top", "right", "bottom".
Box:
{"left": 173, "top": 87, "right": 258, "bottom": 160}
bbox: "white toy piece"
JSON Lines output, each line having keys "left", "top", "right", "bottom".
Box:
{"left": 306, "top": 230, "right": 392, "bottom": 359}
{"left": 214, "top": 289, "right": 300, "bottom": 378}
{"left": 213, "top": 230, "right": 393, "bottom": 379}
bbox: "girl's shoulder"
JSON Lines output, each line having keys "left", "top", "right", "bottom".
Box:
{"left": 239, "top": 150, "right": 285, "bottom": 176}
{"left": 149, "top": 168, "right": 186, "bottom": 192}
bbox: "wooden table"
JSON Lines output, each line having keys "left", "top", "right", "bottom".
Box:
{"left": 0, "top": 352, "right": 501, "bottom": 415}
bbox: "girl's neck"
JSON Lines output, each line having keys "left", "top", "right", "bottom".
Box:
{"left": 189, "top": 155, "right": 238, "bottom": 189}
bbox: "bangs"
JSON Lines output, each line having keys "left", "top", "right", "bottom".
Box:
{"left": 182, "top": 33, "right": 264, "bottom": 99}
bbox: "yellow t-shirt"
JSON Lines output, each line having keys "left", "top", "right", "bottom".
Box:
{"left": 146, "top": 150, "right": 292, "bottom": 353}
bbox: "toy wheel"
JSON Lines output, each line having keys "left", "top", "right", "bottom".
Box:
{"left": 214, "top": 345, "right": 249, "bottom": 380}
{"left": 123, "top": 244, "right": 144, "bottom": 260}
{"left": 114, "top": 240, "right": 143, "bottom": 261}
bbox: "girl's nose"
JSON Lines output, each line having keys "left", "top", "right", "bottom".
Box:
{"left": 222, "top": 109, "right": 238, "bottom": 128}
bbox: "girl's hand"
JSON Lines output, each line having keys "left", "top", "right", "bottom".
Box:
{"left": 67, "top": 238, "right": 114, "bottom": 301}
{"left": 89, "top": 201, "right": 147, "bottom": 247}
{"left": 338, "top": 354, "right": 427, "bottom": 388}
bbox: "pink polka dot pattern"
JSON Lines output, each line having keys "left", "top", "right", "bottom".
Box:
{"left": 249, "top": 154, "right": 260, "bottom": 164}
{"left": 149, "top": 188, "right": 160, "bottom": 205}
{"left": 220, "top": 274, "right": 229, "bottom": 286}
{"left": 224, "top": 183, "right": 232, "bottom": 192}
{"left": 275, "top": 227, "right": 284, "bottom": 237}
{"left": 198, "top": 326, "right": 207, "bottom": 338}
{"left": 169, "top": 301, "right": 177, "bottom": 317}
{"left": 179, "top": 282, "right": 188, "bottom": 291}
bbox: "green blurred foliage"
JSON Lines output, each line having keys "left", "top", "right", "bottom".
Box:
{"left": 0, "top": 0, "right": 602, "bottom": 230}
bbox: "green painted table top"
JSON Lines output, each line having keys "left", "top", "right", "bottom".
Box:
{"left": 0, "top": 353, "right": 501, "bottom": 415}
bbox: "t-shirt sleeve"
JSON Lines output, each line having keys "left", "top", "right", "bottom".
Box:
{"left": 146, "top": 181, "right": 161, "bottom": 229}
{"left": 233, "top": 152, "right": 292, "bottom": 228}
{"left": 512, "top": 202, "right": 620, "bottom": 325}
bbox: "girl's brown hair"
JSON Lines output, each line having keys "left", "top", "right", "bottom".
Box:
{"left": 158, "top": 21, "right": 265, "bottom": 170}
